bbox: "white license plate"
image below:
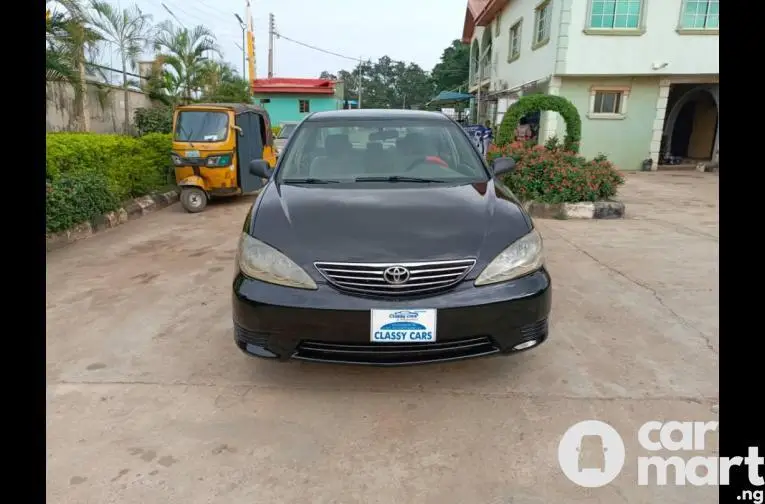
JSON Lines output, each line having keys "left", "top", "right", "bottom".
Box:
{"left": 185, "top": 150, "right": 200, "bottom": 158}
{"left": 370, "top": 309, "right": 437, "bottom": 343}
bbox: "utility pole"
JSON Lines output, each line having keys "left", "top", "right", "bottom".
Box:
{"left": 245, "top": 0, "right": 256, "bottom": 83}
{"left": 268, "top": 13, "right": 275, "bottom": 78}
{"left": 357, "top": 57, "right": 363, "bottom": 109}
{"left": 234, "top": 13, "right": 246, "bottom": 78}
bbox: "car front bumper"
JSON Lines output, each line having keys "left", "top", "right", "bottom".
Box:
{"left": 232, "top": 268, "right": 552, "bottom": 366}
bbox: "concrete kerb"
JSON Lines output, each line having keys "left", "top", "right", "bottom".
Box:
{"left": 523, "top": 200, "right": 625, "bottom": 220}
{"left": 46, "top": 189, "right": 180, "bottom": 252}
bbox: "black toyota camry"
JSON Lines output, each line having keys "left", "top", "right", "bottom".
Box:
{"left": 232, "top": 109, "right": 551, "bottom": 366}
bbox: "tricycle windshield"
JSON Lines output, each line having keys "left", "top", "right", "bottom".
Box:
{"left": 174, "top": 111, "right": 229, "bottom": 142}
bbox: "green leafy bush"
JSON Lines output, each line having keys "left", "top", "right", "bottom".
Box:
{"left": 496, "top": 94, "right": 582, "bottom": 153}
{"left": 134, "top": 106, "right": 173, "bottom": 136}
{"left": 488, "top": 142, "right": 624, "bottom": 203}
{"left": 271, "top": 125, "right": 282, "bottom": 137}
{"left": 137, "top": 133, "right": 174, "bottom": 184}
{"left": 46, "top": 171, "right": 120, "bottom": 233}
{"left": 46, "top": 133, "right": 172, "bottom": 233}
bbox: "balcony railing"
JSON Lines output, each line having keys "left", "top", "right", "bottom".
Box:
{"left": 480, "top": 62, "right": 492, "bottom": 81}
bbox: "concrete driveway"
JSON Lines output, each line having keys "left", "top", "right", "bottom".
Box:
{"left": 46, "top": 172, "right": 719, "bottom": 504}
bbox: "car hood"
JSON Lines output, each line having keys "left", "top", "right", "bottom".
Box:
{"left": 248, "top": 180, "right": 533, "bottom": 274}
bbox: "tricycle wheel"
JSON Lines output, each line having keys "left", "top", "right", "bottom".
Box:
{"left": 180, "top": 187, "right": 208, "bottom": 213}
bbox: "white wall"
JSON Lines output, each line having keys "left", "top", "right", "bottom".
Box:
{"left": 486, "top": 0, "right": 564, "bottom": 91}
{"left": 46, "top": 81, "right": 156, "bottom": 134}
{"left": 563, "top": 0, "right": 719, "bottom": 75}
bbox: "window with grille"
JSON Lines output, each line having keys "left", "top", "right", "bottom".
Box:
{"left": 588, "top": 0, "right": 642, "bottom": 29}
{"left": 680, "top": 0, "right": 719, "bottom": 29}
{"left": 534, "top": 1, "right": 552, "bottom": 45}
{"left": 508, "top": 20, "right": 522, "bottom": 61}
{"left": 299, "top": 100, "right": 310, "bottom": 113}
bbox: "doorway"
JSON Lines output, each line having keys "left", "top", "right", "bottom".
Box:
{"left": 660, "top": 85, "right": 719, "bottom": 166}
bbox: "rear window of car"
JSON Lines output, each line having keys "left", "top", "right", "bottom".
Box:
{"left": 276, "top": 118, "right": 489, "bottom": 183}
{"left": 278, "top": 124, "right": 297, "bottom": 138}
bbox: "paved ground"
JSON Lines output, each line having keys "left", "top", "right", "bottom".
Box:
{"left": 47, "top": 172, "right": 719, "bottom": 503}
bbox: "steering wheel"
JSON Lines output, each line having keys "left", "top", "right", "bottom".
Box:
{"left": 403, "top": 155, "right": 449, "bottom": 172}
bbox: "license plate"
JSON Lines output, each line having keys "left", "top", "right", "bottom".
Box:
{"left": 185, "top": 150, "right": 200, "bottom": 158}
{"left": 370, "top": 309, "right": 437, "bottom": 343}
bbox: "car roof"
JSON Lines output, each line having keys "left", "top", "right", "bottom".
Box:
{"left": 305, "top": 109, "right": 451, "bottom": 122}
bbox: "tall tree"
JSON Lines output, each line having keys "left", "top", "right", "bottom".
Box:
{"left": 153, "top": 21, "right": 221, "bottom": 103}
{"left": 46, "top": 0, "right": 101, "bottom": 131}
{"left": 199, "top": 61, "right": 250, "bottom": 103}
{"left": 431, "top": 39, "right": 470, "bottom": 93}
{"left": 89, "top": 0, "right": 153, "bottom": 134}
{"left": 319, "top": 70, "right": 337, "bottom": 80}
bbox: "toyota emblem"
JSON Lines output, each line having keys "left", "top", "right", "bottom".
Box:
{"left": 383, "top": 266, "right": 410, "bottom": 285}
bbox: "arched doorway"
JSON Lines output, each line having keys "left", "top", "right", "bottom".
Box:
{"left": 662, "top": 86, "right": 719, "bottom": 163}
{"left": 479, "top": 28, "right": 492, "bottom": 82}
{"left": 477, "top": 29, "right": 493, "bottom": 123}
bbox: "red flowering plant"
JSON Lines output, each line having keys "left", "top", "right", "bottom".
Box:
{"left": 486, "top": 140, "right": 624, "bottom": 203}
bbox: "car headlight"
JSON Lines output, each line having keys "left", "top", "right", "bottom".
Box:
{"left": 237, "top": 233, "right": 317, "bottom": 290}
{"left": 474, "top": 229, "right": 544, "bottom": 286}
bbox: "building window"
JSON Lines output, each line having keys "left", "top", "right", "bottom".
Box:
{"left": 299, "top": 100, "right": 310, "bottom": 113}
{"left": 679, "top": 0, "right": 719, "bottom": 30}
{"left": 533, "top": 0, "right": 552, "bottom": 48}
{"left": 588, "top": 0, "right": 642, "bottom": 29}
{"left": 588, "top": 86, "right": 630, "bottom": 119}
{"left": 259, "top": 98, "right": 270, "bottom": 104}
{"left": 508, "top": 20, "right": 522, "bottom": 62}
{"left": 494, "top": 13, "right": 502, "bottom": 37}
{"left": 594, "top": 91, "right": 622, "bottom": 114}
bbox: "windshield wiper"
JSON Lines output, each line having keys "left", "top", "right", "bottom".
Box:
{"left": 282, "top": 178, "right": 341, "bottom": 184}
{"left": 355, "top": 176, "right": 446, "bottom": 183}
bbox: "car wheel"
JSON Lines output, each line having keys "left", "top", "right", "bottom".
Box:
{"left": 181, "top": 187, "right": 208, "bottom": 213}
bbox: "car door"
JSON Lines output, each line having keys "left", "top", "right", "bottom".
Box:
{"left": 236, "top": 111, "right": 266, "bottom": 193}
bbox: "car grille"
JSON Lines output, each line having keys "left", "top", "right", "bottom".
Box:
{"left": 293, "top": 336, "right": 499, "bottom": 365}
{"left": 313, "top": 259, "right": 476, "bottom": 297}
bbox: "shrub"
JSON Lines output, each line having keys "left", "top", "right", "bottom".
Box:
{"left": 271, "top": 125, "right": 282, "bottom": 137}
{"left": 137, "top": 133, "right": 174, "bottom": 184}
{"left": 134, "top": 106, "right": 173, "bottom": 136}
{"left": 488, "top": 142, "right": 624, "bottom": 203}
{"left": 496, "top": 94, "right": 582, "bottom": 153}
{"left": 46, "top": 133, "right": 172, "bottom": 233}
{"left": 46, "top": 171, "right": 120, "bottom": 233}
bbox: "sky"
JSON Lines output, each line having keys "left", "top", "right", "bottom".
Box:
{"left": 110, "top": 0, "right": 468, "bottom": 79}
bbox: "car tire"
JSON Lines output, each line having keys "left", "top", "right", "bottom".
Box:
{"left": 180, "top": 187, "right": 208, "bottom": 213}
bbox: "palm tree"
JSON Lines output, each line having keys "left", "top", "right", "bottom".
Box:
{"left": 88, "top": 1, "right": 153, "bottom": 134}
{"left": 153, "top": 21, "right": 221, "bottom": 103}
{"left": 46, "top": 0, "right": 102, "bottom": 131}
{"left": 198, "top": 61, "right": 250, "bottom": 103}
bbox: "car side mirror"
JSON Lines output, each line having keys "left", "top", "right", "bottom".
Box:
{"left": 249, "top": 159, "right": 273, "bottom": 178}
{"left": 492, "top": 157, "right": 516, "bottom": 176}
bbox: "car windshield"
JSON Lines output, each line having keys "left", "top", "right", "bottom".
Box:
{"left": 174, "top": 111, "right": 229, "bottom": 142}
{"left": 276, "top": 118, "right": 489, "bottom": 184}
{"left": 278, "top": 123, "right": 297, "bottom": 139}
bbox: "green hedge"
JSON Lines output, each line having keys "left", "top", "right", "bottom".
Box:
{"left": 134, "top": 106, "right": 173, "bottom": 136}
{"left": 46, "top": 133, "right": 172, "bottom": 233}
{"left": 496, "top": 94, "right": 582, "bottom": 153}
{"left": 271, "top": 125, "right": 281, "bottom": 137}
